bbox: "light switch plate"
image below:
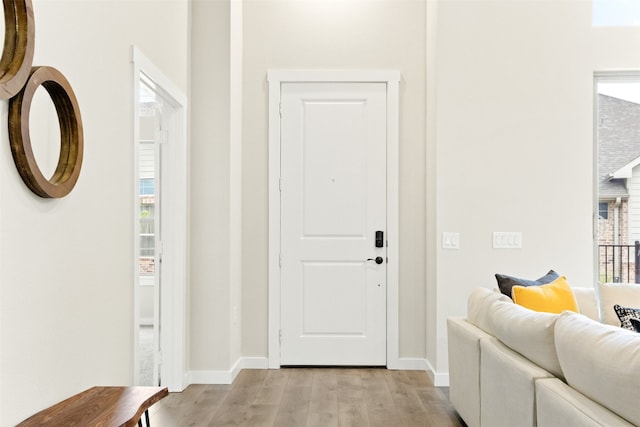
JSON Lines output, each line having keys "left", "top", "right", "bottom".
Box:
{"left": 493, "top": 232, "right": 522, "bottom": 249}
{"left": 443, "top": 232, "right": 460, "bottom": 249}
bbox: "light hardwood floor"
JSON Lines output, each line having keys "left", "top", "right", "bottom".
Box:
{"left": 148, "top": 368, "right": 465, "bottom": 427}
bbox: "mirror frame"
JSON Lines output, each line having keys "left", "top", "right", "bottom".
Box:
{"left": 0, "top": 0, "right": 35, "bottom": 99}
{"left": 9, "top": 66, "right": 83, "bottom": 198}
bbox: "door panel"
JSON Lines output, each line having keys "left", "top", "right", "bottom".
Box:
{"left": 302, "top": 262, "right": 365, "bottom": 334}
{"left": 302, "top": 100, "right": 367, "bottom": 237}
{"left": 280, "top": 82, "right": 387, "bottom": 366}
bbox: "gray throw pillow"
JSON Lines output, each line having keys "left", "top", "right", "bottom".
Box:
{"left": 495, "top": 269, "right": 559, "bottom": 299}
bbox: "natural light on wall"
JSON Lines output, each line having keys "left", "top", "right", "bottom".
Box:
{"left": 593, "top": 0, "right": 640, "bottom": 26}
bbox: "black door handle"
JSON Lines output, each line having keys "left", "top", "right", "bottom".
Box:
{"left": 367, "top": 257, "right": 384, "bottom": 265}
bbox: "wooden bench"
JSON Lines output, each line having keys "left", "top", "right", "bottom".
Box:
{"left": 16, "top": 386, "right": 168, "bottom": 427}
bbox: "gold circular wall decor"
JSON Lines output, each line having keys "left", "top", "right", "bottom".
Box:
{"left": 0, "top": 0, "right": 35, "bottom": 99}
{"left": 9, "top": 66, "right": 83, "bottom": 198}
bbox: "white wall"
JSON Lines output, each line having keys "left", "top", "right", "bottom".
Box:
{"left": 0, "top": 1, "right": 189, "bottom": 425}
{"left": 240, "top": 0, "right": 428, "bottom": 360}
{"left": 427, "top": 0, "right": 640, "bottom": 381}
{"left": 4, "top": 4, "right": 640, "bottom": 420}
{"left": 189, "top": 0, "right": 243, "bottom": 379}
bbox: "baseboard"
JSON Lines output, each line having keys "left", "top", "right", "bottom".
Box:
{"left": 184, "top": 356, "right": 451, "bottom": 387}
{"left": 186, "top": 357, "right": 269, "bottom": 385}
{"left": 392, "top": 357, "right": 429, "bottom": 370}
{"left": 425, "top": 358, "right": 449, "bottom": 387}
{"left": 240, "top": 357, "right": 270, "bottom": 369}
{"left": 188, "top": 369, "right": 235, "bottom": 384}
{"left": 432, "top": 371, "right": 449, "bottom": 387}
{"left": 390, "top": 358, "right": 450, "bottom": 387}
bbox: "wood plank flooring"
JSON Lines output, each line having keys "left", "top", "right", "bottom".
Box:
{"left": 148, "top": 368, "right": 465, "bottom": 427}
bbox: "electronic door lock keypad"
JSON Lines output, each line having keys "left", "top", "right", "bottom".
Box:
{"left": 375, "top": 231, "right": 384, "bottom": 248}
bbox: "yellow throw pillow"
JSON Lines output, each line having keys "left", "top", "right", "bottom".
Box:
{"left": 512, "top": 276, "right": 579, "bottom": 314}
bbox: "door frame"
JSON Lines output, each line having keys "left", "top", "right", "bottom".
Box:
{"left": 592, "top": 70, "right": 640, "bottom": 282}
{"left": 132, "top": 46, "right": 188, "bottom": 392}
{"left": 267, "top": 70, "right": 401, "bottom": 369}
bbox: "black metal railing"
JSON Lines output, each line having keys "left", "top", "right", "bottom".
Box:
{"left": 598, "top": 241, "right": 640, "bottom": 283}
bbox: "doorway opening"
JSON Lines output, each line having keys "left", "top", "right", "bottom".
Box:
{"left": 267, "top": 70, "right": 401, "bottom": 369}
{"left": 132, "top": 46, "right": 188, "bottom": 391}
{"left": 137, "top": 75, "right": 163, "bottom": 386}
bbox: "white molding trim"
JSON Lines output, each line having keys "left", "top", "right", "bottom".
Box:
{"left": 184, "top": 357, "right": 448, "bottom": 387}
{"left": 267, "top": 69, "right": 401, "bottom": 369}
{"left": 393, "top": 358, "right": 429, "bottom": 371}
{"left": 594, "top": 69, "right": 640, "bottom": 79}
{"left": 186, "top": 357, "right": 269, "bottom": 385}
{"left": 241, "top": 357, "right": 270, "bottom": 369}
{"left": 393, "top": 357, "right": 450, "bottom": 386}
{"left": 131, "top": 45, "right": 188, "bottom": 393}
{"left": 426, "top": 358, "right": 450, "bottom": 387}
{"left": 189, "top": 370, "right": 237, "bottom": 385}
{"left": 432, "top": 372, "right": 449, "bottom": 387}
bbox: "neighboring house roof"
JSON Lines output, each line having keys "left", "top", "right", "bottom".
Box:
{"left": 598, "top": 94, "right": 640, "bottom": 200}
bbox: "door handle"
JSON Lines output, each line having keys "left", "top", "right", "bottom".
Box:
{"left": 367, "top": 256, "right": 384, "bottom": 265}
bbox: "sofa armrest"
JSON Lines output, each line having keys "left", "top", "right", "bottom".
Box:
{"left": 536, "top": 378, "right": 634, "bottom": 427}
{"left": 447, "top": 317, "right": 492, "bottom": 427}
{"left": 555, "top": 311, "right": 640, "bottom": 425}
{"left": 480, "top": 338, "right": 554, "bottom": 427}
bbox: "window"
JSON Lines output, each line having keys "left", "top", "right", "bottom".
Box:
{"left": 139, "top": 178, "right": 155, "bottom": 195}
{"left": 593, "top": 0, "right": 640, "bottom": 26}
{"left": 139, "top": 192, "right": 155, "bottom": 270}
{"left": 599, "top": 202, "right": 609, "bottom": 219}
{"left": 595, "top": 75, "right": 640, "bottom": 283}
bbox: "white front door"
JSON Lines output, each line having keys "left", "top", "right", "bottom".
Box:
{"left": 280, "top": 82, "right": 388, "bottom": 365}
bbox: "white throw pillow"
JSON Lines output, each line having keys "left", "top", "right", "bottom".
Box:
{"left": 598, "top": 283, "right": 640, "bottom": 326}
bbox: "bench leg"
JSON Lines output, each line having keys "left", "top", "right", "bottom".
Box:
{"left": 138, "top": 410, "right": 151, "bottom": 427}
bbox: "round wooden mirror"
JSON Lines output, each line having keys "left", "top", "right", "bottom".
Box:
{"left": 9, "top": 66, "right": 83, "bottom": 198}
{"left": 0, "top": 0, "right": 35, "bottom": 99}
{"left": 29, "top": 85, "right": 61, "bottom": 180}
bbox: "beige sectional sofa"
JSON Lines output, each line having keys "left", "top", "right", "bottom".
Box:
{"left": 447, "top": 285, "right": 640, "bottom": 427}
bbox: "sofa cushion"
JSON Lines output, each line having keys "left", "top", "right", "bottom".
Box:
{"left": 512, "top": 276, "right": 578, "bottom": 314}
{"left": 536, "top": 378, "right": 635, "bottom": 427}
{"left": 597, "top": 283, "right": 640, "bottom": 326}
{"left": 487, "top": 298, "right": 563, "bottom": 378}
{"left": 480, "top": 338, "right": 554, "bottom": 427}
{"left": 613, "top": 304, "right": 640, "bottom": 330}
{"left": 467, "top": 287, "right": 511, "bottom": 332}
{"left": 555, "top": 311, "right": 640, "bottom": 426}
{"left": 495, "top": 269, "right": 559, "bottom": 298}
{"left": 447, "top": 317, "right": 490, "bottom": 427}
{"left": 571, "top": 286, "right": 599, "bottom": 321}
